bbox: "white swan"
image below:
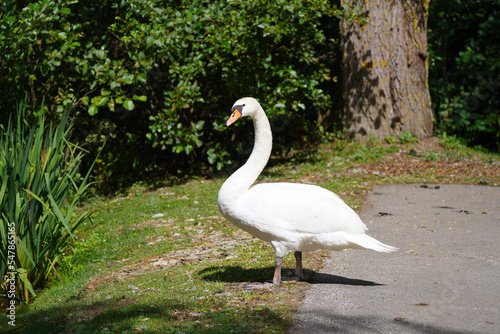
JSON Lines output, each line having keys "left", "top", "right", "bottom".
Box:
{"left": 218, "top": 97, "right": 396, "bottom": 286}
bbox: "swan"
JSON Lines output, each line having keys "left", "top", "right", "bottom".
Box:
{"left": 217, "top": 97, "right": 396, "bottom": 286}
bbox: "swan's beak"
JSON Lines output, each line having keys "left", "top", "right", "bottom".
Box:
{"left": 225, "top": 105, "right": 244, "bottom": 126}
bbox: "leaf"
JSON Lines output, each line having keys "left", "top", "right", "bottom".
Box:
{"left": 195, "top": 120, "right": 205, "bottom": 130}
{"left": 94, "top": 49, "right": 106, "bottom": 59}
{"left": 98, "top": 97, "right": 109, "bottom": 107}
{"left": 17, "top": 268, "right": 36, "bottom": 300}
{"left": 122, "top": 73, "right": 134, "bottom": 85}
{"left": 101, "top": 88, "right": 112, "bottom": 96}
{"left": 207, "top": 154, "right": 216, "bottom": 164}
{"left": 43, "top": 173, "right": 72, "bottom": 235}
{"left": 123, "top": 100, "right": 135, "bottom": 111}
{"left": 88, "top": 105, "right": 98, "bottom": 116}
{"left": 184, "top": 144, "right": 193, "bottom": 155}
{"left": 108, "top": 98, "right": 115, "bottom": 112}
{"left": 133, "top": 95, "right": 147, "bottom": 102}
{"left": 146, "top": 36, "right": 155, "bottom": 47}
{"left": 110, "top": 81, "right": 121, "bottom": 90}
{"left": 137, "top": 73, "right": 147, "bottom": 83}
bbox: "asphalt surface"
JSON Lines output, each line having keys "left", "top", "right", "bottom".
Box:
{"left": 290, "top": 184, "right": 500, "bottom": 334}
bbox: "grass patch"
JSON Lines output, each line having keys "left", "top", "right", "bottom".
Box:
{"left": 3, "top": 137, "right": 499, "bottom": 333}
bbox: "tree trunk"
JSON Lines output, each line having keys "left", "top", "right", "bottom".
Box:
{"left": 341, "top": 0, "right": 433, "bottom": 140}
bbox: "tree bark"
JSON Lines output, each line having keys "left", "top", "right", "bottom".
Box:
{"left": 341, "top": 0, "right": 433, "bottom": 140}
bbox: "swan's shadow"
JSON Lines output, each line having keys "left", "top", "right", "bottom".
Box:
{"left": 312, "top": 272, "right": 382, "bottom": 286}
{"left": 198, "top": 265, "right": 382, "bottom": 286}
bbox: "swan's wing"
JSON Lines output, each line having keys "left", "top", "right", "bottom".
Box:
{"left": 239, "top": 182, "right": 367, "bottom": 235}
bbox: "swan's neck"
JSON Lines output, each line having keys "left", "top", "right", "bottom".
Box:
{"left": 221, "top": 112, "right": 272, "bottom": 198}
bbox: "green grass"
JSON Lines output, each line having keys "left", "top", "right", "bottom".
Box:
{"left": 4, "top": 138, "right": 499, "bottom": 333}
{"left": 8, "top": 179, "right": 303, "bottom": 333}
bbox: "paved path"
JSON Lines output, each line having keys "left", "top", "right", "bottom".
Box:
{"left": 290, "top": 184, "right": 500, "bottom": 334}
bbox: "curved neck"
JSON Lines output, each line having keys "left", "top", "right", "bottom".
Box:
{"left": 223, "top": 111, "right": 272, "bottom": 195}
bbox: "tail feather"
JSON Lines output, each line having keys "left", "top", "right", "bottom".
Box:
{"left": 346, "top": 234, "right": 397, "bottom": 253}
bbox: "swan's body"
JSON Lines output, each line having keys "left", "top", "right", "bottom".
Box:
{"left": 218, "top": 97, "right": 396, "bottom": 286}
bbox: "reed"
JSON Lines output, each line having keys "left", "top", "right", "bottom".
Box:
{"left": 0, "top": 102, "right": 95, "bottom": 303}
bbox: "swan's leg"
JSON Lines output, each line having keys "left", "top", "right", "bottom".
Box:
{"left": 294, "top": 251, "right": 303, "bottom": 280}
{"left": 273, "top": 256, "right": 283, "bottom": 286}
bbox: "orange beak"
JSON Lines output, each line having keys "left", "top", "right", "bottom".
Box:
{"left": 225, "top": 105, "right": 243, "bottom": 126}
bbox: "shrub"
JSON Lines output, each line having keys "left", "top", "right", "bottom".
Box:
{"left": 0, "top": 0, "right": 345, "bottom": 192}
{"left": 0, "top": 102, "right": 95, "bottom": 302}
{"left": 428, "top": 0, "right": 500, "bottom": 151}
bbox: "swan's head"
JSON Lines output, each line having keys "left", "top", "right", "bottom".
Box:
{"left": 225, "top": 97, "right": 262, "bottom": 126}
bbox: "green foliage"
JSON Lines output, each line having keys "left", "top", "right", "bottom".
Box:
{"left": 385, "top": 135, "right": 396, "bottom": 144}
{"left": 428, "top": 0, "right": 500, "bottom": 151}
{"left": 438, "top": 132, "right": 466, "bottom": 150}
{"left": 398, "top": 132, "right": 419, "bottom": 144}
{"left": 0, "top": 102, "right": 95, "bottom": 302}
{"left": 134, "top": 0, "right": 333, "bottom": 152}
{"left": 349, "top": 143, "right": 389, "bottom": 163}
{"left": 0, "top": 0, "right": 348, "bottom": 192}
{"left": 0, "top": 0, "right": 145, "bottom": 117}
